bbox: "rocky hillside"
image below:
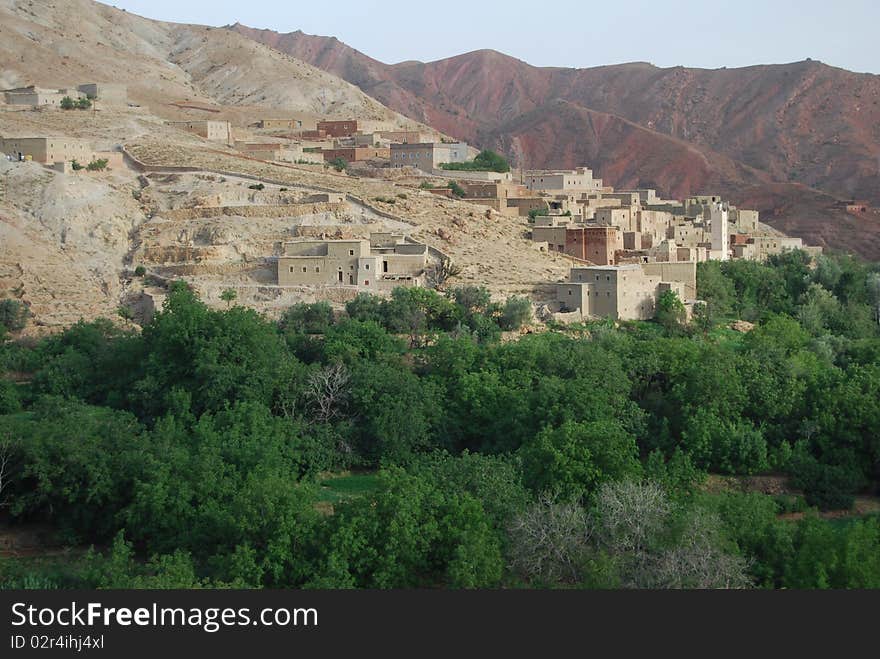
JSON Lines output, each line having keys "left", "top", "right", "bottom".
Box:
{"left": 0, "top": 0, "right": 422, "bottom": 126}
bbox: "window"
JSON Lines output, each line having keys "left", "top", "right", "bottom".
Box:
{"left": 301, "top": 267, "right": 307, "bottom": 273}
{"left": 364, "top": 280, "right": 369, "bottom": 286}
{"left": 289, "top": 266, "right": 294, "bottom": 273}
{"left": 365, "top": 264, "right": 370, "bottom": 270}
{"left": 349, "top": 249, "right": 355, "bottom": 256}
{"left": 315, "top": 266, "right": 320, "bottom": 273}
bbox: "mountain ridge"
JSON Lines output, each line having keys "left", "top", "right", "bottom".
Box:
{"left": 230, "top": 23, "right": 880, "bottom": 205}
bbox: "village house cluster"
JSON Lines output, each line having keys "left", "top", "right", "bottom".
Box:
{"left": 2, "top": 82, "right": 128, "bottom": 108}
{"left": 0, "top": 136, "right": 123, "bottom": 171}
{"left": 0, "top": 82, "right": 129, "bottom": 170}
{"left": 163, "top": 114, "right": 477, "bottom": 171}
{"left": 0, "top": 83, "right": 828, "bottom": 325}
{"left": 511, "top": 167, "right": 823, "bottom": 321}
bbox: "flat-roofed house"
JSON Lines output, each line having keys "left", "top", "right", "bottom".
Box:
{"left": 277, "top": 234, "right": 430, "bottom": 291}
{"left": 390, "top": 142, "right": 469, "bottom": 171}
{"left": 167, "top": 120, "right": 233, "bottom": 143}
{"left": 557, "top": 262, "right": 698, "bottom": 321}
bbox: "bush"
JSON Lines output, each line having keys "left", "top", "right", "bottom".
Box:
{"left": 329, "top": 157, "right": 348, "bottom": 172}
{"left": 70, "top": 160, "right": 83, "bottom": 171}
{"left": 60, "top": 96, "right": 75, "bottom": 110}
{"left": 789, "top": 456, "right": 862, "bottom": 511}
{"left": 86, "top": 159, "right": 108, "bottom": 171}
{"left": 418, "top": 181, "right": 434, "bottom": 190}
{"left": 440, "top": 150, "right": 510, "bottom": 173}
{"left": 498, "top": 296, "right": 532, "bottom": 331}
{"left": 0, "top": 379, "right": 21, "bottom": 414}
{"left": 0, "top": 299, "right": 29, "bottom": 332}
{"left": 448, "top": 181, "right": 466, "bottom": 198}
{"left": 134, "top": 266, "right": 146, "bottom": 277}
{"left": 247, "top": 183, "right": 265, "bottom": 191}
{"left": 280, "top": 302, "right": 335, "bottom": 335}
{"left": 656, "top": 289, "right": 686, "bottom": 332}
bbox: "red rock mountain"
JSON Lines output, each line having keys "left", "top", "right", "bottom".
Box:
{"left": 231, "top": 24, "right": 880, "bottom": 258}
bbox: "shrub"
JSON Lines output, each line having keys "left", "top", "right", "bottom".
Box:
{"left": 280, "top": 301, "right": 335, "bottom": 335}
{"left": 247, "top": 183, "right": 265, "bottom": 190}
{"left": 439, "top": 150, "right": 510, "bottom": 173}
{"left": 0, "top": 299, "right": 29, "bottom": 332}
{"left": 329, "top": 157, "right": 348, "bottom": 172}
{"left": 60, "top": 96, "right": 75, "bottom": 110}
{"left": 656, "top": 289, "right": 686, "bottom": 332}
{"left": 396, "top": 193, "right": 408, "bottom": 200}
{"left": 134, "top": 266, "right": 146, "bottom": 277}
{"left": 418, "top": 181, "right": 434, "bottom": 190}
{"left": 448, "top": 181, "right": 466, "bottom": 198}
{"left": 70, "top": 160, "right": 83, "bottom": 171}
{"left": 86, "top": 159, "right": 108, "bottom": 171}
{"left": 498, "top": 296, "right": 532, "bottom": 331}
{"left": 220, "top": 289, "right": 237, "bottom": 308}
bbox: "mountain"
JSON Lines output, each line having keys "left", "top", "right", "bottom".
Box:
{"left": 0, "top": 0, "right": 423, "bottom": 127}
{"left": 231, "top": 24, "right": 880, "bottom": 204}
{"left": 231, "top": 24, "right": 880, "bottom": 259}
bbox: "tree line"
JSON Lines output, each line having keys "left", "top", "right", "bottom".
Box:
{"left": 0, "top": 250, "right": 878, "bottom": 589}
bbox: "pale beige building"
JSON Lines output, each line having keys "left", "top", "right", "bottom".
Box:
{"left": 278, "top": 234, "right": 430, "bottom": 291}
{"left": 76, "top": 83, "right": 127, "bottom": 106}
{"left": 168, "top": 120, "right": 233, "bottom": 143}
{"left": 734, "top": 236, "right": 821, "bottom": 261}
{"left": 379, "top": 130, "right": 434, "bottom": 144}
{"left": 557, "top": 262, "right": 697, "bottom": 321}
{"left": 1, "top": 136, "right": 91, "bottom": 164}
{"left": 258, "top": 117, "right": 319, "bottom": 131}
{"left": 390, "top": 142, "right": 469, "bottom": 171}
{"left": 525, "top": 167, "right": 604, "bottom": 193}
{"left": 2, "top": 86, "right": 83, "bottom": 107}
{"left": 558, "top": 265, "right": 663, "bottom": 320}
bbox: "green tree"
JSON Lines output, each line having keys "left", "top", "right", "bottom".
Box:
{"left": 307, "top": 469, "right": 503, "bottom": 588}
{"left": 280, "top": 301, "right": 334, "bottom": 335}
{"left": 220, "top": 288, "right": 237, "bottom": 309}
{"left": 0, "top": 299, "right": 29, "bottom": 332}
{"left": 447, "top": 180, "right": 466, "bottom": 197}
{"left": 519, "top": 420, "right": 641, "bottom": 501}
{"left": 498, "top": 296, "right": 532, "bottom": 331}
{"left": 656, "top": 289, "right": 686, "bottom": 333}
{"left": 329, "top": 157, "right": 348, "bottom": 172}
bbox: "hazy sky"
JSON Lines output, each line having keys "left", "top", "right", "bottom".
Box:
{"left": 105, "top": 0, "right": 880, "bottom": 74}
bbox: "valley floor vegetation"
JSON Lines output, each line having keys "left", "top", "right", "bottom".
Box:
{"left": 0, "top": 250, "right": 879, "bottom": 589}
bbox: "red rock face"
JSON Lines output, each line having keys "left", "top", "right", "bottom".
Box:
{"left": 231, "top": 24, "right": 880, "bottom": 259}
